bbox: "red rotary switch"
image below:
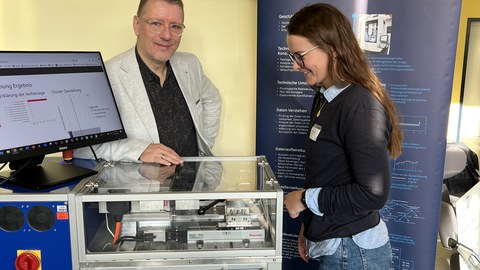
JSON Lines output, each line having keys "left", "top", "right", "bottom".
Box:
{"left": 14, "top": 251, "right": 40, "bottom": 270}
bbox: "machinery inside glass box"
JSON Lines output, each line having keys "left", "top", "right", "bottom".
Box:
{"left": 74, "top": 158, "right": 280, "bottom": 257}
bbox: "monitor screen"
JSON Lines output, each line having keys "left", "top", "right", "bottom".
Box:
{"left": 0, "top": 51, "right": 127, "bottom": 189}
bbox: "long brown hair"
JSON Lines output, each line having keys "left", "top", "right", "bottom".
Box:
{"left": 287, "top": 3, "right": 403, "bottom": 158}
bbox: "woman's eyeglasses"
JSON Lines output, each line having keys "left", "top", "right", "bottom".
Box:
{"left": 287, "top": 45, "right": 319, "bottom": 68}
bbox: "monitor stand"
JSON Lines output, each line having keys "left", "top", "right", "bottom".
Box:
{"left": 0, "top": 160, "right": 97, "bottom": 190}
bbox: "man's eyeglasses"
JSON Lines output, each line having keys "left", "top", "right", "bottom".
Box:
{"left": 288, "top": 45, "right": 319, "bottom": 68}
{"left": 137, "top": 15, "right": 185, "bottom": 37}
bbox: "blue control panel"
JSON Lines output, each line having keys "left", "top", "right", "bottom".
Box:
{"left": 0, "top": 199, "right": 72, "bottom": 270}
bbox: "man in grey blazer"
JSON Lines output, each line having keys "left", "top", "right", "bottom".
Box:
{"left": 74, "top": 0, "right": 221, "bottom": 165}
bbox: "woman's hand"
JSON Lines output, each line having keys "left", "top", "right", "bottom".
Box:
{"left": 284, "top": 189, "right": 306, "bottom": 218}
{"left": 298, "top": 224, "right": 309, "bottom": 263}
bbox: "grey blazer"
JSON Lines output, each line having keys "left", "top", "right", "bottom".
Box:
{"left": 75, "top": 47, "right": 221, "bottom": 162}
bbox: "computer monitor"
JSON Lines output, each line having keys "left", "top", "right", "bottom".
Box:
{"left": 0, "top": 51, "right": 127, "bottom": 189}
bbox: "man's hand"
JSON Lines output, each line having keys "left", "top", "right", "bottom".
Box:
{"left": 139, "top": 144, "right": 183, "bottom": 165}
{"left": 138, "top": 163, "right": 176, "bottom": 185}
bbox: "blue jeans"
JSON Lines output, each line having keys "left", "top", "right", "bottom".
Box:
{"left": 317, "top": 237, "right": 392, "bottom": 270}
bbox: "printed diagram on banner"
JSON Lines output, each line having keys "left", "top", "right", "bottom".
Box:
{"left": 381, "top": 200, "right": 425, "bottom": 225}
{"left": 391, "top": 159, "right": 428, "bottom": 191}
{"left": 398, "top": 115, "right": 428, "bottom": 134}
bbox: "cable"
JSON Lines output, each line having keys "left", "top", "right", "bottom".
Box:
{"left": 102, "top": 242, "right": 113, "bottom": 252}
{"left": 89, "top": 146, "right": 100, "bottom": 162}
{"left": 197, "top": 199, "right": 225, "bottom": 215}
{"left": 0, "top": 163, "right": 7, "bottom": 185}
{"left": 5, "top": 158, "right": 36, "bottom": 180}
{"left": 449, "top": 238, "right": 480, "bottom": 268}
{"left": 0, "top": 162, "right": 7, "bottom": 183}
{"left": 112, "top": 221, "right": 122, "bottom": 244}
{"left": 115, "top": 233, "right": 156, "bottom": 246}
{"left": 105, "top": 214, "right": 114, "bottom": 237}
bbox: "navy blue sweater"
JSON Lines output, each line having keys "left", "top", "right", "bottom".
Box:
{"left": 303, "top": 84, "right": 392, "bottom": 242}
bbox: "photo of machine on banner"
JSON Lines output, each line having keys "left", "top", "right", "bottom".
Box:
{"left": 356, "top": 14, "right": 392, "bottom": 55}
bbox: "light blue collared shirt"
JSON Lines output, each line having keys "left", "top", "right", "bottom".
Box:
{"left": 305, "top": 84, "right": 389, "bottom": 258}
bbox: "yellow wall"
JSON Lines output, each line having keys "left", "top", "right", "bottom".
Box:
{"left": 0, "top": 0, "right": 257, "bottom": 156}
{"left": 452, "top": 0, "right": 480, "bottom": 102}
{"left": 447, "top": 0, "right": 480, "bottom": 141}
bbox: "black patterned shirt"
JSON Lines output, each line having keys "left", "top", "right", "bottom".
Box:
{"left": 135, "top": 49, "right": 199, "bottom": 156}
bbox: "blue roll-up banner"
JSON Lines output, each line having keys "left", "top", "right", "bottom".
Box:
{"left": 256, "top": 1, "right": 461, "bottom": 269}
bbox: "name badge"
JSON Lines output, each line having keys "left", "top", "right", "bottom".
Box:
{"left": 309, "top": 124, "right": 322, "bottom": 141}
